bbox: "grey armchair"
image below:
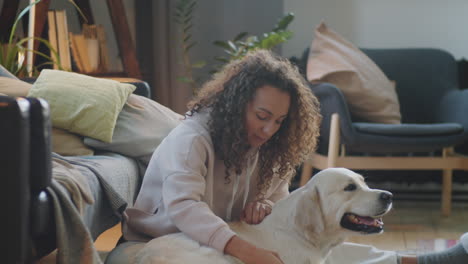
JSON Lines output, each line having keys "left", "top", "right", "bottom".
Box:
{"left": 297, "top": 48, "right": 468, "bottom": 216}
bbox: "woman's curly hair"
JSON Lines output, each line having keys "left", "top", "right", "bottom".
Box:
{"left": 187, "top": 49, "right": 321, "bottom": 196}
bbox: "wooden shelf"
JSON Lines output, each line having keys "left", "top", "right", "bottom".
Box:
{"left": 0, "top": 0, "right": 142, "bottom": 79}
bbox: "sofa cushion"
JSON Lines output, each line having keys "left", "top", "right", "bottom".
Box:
{"left": 52, "top": 128, "right": 94, "bottom": 156}
{"left": 28, "top": 69, "right": 135, "bottom": 142}
{"left": 353, "top": 122, "right": 463, "bottom": 136}
{"left": 0, "top": 76, "right": 31, "bottom": 96}
{"left": 84, "top": 94, "right": 182, "bottom": 165}
{"left": 306, "top": 22, "right": 401, "bottom": 124}
{"left": 0, "top": 64, "right": 19, "bottom": 79}
{"left": 0, "top": 75, "right": 94, "bottom": 156}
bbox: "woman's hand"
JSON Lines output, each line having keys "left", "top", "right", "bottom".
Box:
{"left": 225, "top": 235, "right": 284, "bottom": 264}
{"left": 246, "top": 246, "right": 284, "bottom": 264}
{"left": 241, "top": 201, "right": 273, "bottom": 224}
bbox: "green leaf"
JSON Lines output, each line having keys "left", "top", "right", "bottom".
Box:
{"left": 227, "top": 41, "right": 237, "bottom": 52}
{"left": 191, "top": 60, "right": 206, "bottom": 68}
{"left": 185, "top": 1, "right": 197, "bottom": 16}
{"left": 0, "top": 44, "right": 4, "bottom": 64}
{"left": 183, "top": 23, "right": 193, "bottom": 33}
{"left": 225, "top": 50, "right": 236, "bottom": 57}
{"left": 183, "top": 34, "right": 192, "bottom": 43}
{"left": 16, "top": 36, "right": 63, "bottom": 68}
{"left": 9, "top": 0, "right": 41, "bottom": 45}
{"left": 174, "top": 11, "right": 183, "bottom": 19}
{"left": 259, "top": 32, "right": 283, "bottom": 49}
{"left": 5, "top": 44, "right": 21, "bottom": 69}
{"left": 273, "top": 13, "right": 295, "bottom": 32}
{"left": 214, "top": 56, "right": 229, "bottom": 63}
{"left": 175, "top": 5, "right": 185, "bottom": 12}
{"left": 186, "top": 41, "right": 197, "bottom": 51}
{"left": 245, "top": 36, "right": 259, "bottom": 46}
{"left": 68, "top": 0, "right": 88, "bottom": 24}
{"left": 213, "top": 41, "right": 232, "bottom": 50}
{"left": 176, "top": 76, "right": 193, "bottom": 83}
{"left": 184, "top": 15, "right": 193, "bottom": 25}
{"left": 188, "top": 1, "right": 197, "bottom": 10}
{"left": 233, "top": 32, "right": 249, "bottom": 42}
{"left": 280, "top": 30, "right": 293, "bottom": 40}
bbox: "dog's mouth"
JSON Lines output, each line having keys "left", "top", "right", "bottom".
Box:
{"left": 340, "top": 213, "right": 384, "bottom": 234}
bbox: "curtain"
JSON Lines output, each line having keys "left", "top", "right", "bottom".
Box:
{"left": 151, "top": 0, "right": 192, "bottom": 114}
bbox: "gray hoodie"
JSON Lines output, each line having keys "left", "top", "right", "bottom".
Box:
{"left": 122, "top": 110, "right": 290, "bottom": 252}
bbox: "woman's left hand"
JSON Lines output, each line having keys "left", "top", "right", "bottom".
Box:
{"left": 241, "top": 201, "right": 273, "bottom": 224}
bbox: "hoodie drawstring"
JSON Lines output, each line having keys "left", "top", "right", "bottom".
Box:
{"left": 225, "top": 153, "right": 258, "bottom": 221}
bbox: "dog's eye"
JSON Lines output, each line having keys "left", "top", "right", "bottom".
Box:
{"left": 344, "top": 183, "right": 357, "bottom": 191}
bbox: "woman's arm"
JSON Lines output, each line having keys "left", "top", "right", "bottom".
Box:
{"left": 159, "top": 132, "right": 236, "bottom": 252}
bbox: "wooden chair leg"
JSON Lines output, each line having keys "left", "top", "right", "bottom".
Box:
{"left": 441, "top": 147, "right": 454, "bottom": 217}
{"left": 299, "top": 161, "right": 313, "bottom": 187}
{"left": 327, "top": 113, "right": 340, "bottom": 168}
{"left": 441, "top": 168, "right": 452, "bottom": 217}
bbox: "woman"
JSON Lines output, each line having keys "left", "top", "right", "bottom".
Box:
{"left": 112, "top": 50, "right": 468, "bottom": 264}
{"left": 119, "top": 49, "right": 320, "bottom": 263}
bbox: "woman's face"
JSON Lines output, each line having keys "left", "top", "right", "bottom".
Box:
{"left": 245, "top": 85, "right": 291, "bottom": 148}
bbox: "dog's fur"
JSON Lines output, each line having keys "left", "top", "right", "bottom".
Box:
{"left": 118, "top": 168, "right": 393, "bottom": 264}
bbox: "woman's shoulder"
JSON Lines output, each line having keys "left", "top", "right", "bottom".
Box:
{"left": 164, "top": 110, "right": 212, "bottom": 145}
{"left": 180, "top": 110, "right": 211, "bottom": 134}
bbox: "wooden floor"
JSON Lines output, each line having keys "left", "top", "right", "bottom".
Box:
{"left": 95, "top": 200, "right": 468, "bottom": 258}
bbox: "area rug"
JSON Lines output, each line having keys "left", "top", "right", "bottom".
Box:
{"left": 417, "top": 239, "right": 459, "bottom": 252}
{"left": 400, "top": 238, "right": 460, "bottom": 255}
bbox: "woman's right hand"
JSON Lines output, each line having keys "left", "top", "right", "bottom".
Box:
{"left": 245, "top": 246, "right": 284, "bottom": 264}
{"left": 224, "top": 235, "right": 284, "bottom": 264}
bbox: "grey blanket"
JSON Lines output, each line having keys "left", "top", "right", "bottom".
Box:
{"left": 48, "top": 180, "right": 102, "bottom": 264}
{"left": 45, "top": 153, "right": 135, "bottom": 264}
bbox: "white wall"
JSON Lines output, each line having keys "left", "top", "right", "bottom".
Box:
{"left": 283, "top": 0, "right": 468, "bottom": 60}
{"left": 190, "top": 0, "right": 283, "bottom": 82}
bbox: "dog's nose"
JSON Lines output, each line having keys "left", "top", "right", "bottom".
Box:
{"left": 379, "top": 192, "right": 393, "bottom": 204}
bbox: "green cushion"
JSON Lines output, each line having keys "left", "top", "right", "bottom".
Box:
{"left": 28, "top": 70, "right": 135, "bottom": 142}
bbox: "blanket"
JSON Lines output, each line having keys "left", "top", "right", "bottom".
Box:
{"left": 41, "top": 154, "right": 131, "bottom": 264}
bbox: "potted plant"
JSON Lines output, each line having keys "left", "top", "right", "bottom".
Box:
{"left": 173, "top": 0, "right": 295, "bottom": 95}
{"left": 212, "top": 13, "right": 295, "bottom": 65}
{"left": 0, "top": 0, "right": 84, "bottom": 77}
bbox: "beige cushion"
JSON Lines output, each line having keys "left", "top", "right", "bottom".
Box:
{"left": 28, "top": 69, "right": 136, "bottom": 142}
{"left": 0, "top": 76, "right": 32, "bottom": 97}
{"left": 84, "top": 94, "right": 182, "bottom": 165}
{"left": 306, "top": 22, "right": 401, "bottom": 124}
{"left": 52, "top": 128, "right": 94, "bottom": 156}
{"left": 0, "top": 64, "right": 19, "bottom": 79}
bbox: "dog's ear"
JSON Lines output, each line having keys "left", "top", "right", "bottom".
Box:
{"left": 292, "top": 186, "right": 326, "bottom": 242}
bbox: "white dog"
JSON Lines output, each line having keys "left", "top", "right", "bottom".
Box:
{"left": 107, "top": 168, "right": 393, "bottom": 264}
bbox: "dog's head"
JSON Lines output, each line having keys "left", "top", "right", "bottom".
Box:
{"left": 291, "top": 168, "right": 392, "bottom": 244}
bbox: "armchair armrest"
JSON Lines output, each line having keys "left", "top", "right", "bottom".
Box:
{"left": 123, "top": 81, "right": 151, "bottom": 98}
{"left": 1, "top": 96, "right": 31, "bottom": 263}
{"left": 437, "top": 89, "right": 468, "bottom": 133}
{"left": 309, "top": 82, "right": 356, "bottom": 154}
